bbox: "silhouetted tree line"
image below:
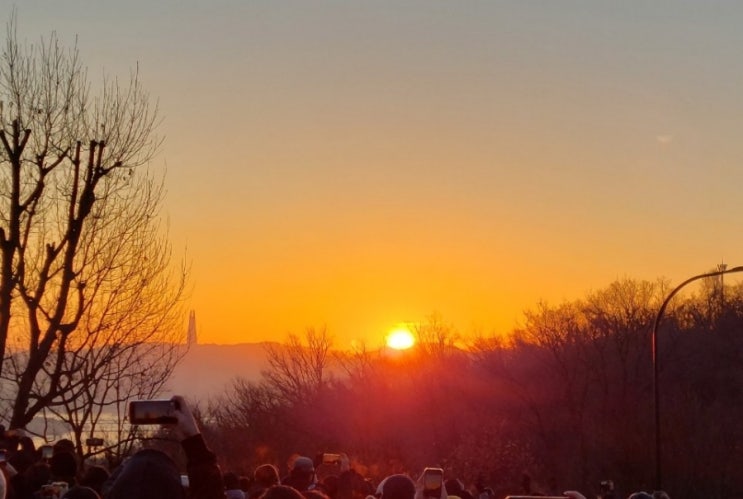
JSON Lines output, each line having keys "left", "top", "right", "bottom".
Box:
{"left": 204, "top": 276, "right": 743, "bottom": 499}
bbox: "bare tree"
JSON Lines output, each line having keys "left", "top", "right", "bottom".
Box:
{"left": 0, "top": 14, "right": 186, "bottom": 431}
{"left": 208, "top": 378, "right": 284, "bottom": 470}
{"left": 414, "top": 312, "right": 460, "bottom": 357}
{"left": 47, "top": 341, "right": 185, "bottom": 460}
{"left": 262, "top": 327, "right": 334, "bottom": 405}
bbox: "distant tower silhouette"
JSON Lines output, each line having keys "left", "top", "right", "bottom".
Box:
{"left": 187, "top": 310, "right": 198, "bottom": 345}
{"left": 717, "top": 262, "right": 727, "bottom": 305}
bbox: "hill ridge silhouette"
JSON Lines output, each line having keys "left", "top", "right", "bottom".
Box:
{"left": 167, "top": 342, "right": 271, "bottom": 402}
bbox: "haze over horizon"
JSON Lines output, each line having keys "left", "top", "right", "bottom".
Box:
{"left": 17, "top": 2, "right": 743, "bottom": 347}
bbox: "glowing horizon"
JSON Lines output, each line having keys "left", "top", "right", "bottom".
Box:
{"left": 17, "top": 2, "right": 743, "bottom": 346}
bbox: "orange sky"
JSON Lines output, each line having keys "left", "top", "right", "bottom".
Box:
{"left": 20, "top": 2, "right": 743, "bottom": 347}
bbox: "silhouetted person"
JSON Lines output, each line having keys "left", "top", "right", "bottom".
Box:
{"left": 10, "top": 438, "right": 36, "bottom": 476}
{"left": 20, "top": 461, "right": 51, "bottom": 499}
{"left": 79, "top": 466, "right": 108, "bottom": 497}
{"left": 377, "top": 475, "right": 415, "bottom": 499}
{"left": 104, "top": 395, "right": 224, "bottom": 499}
{"left": 50, "top": 452, "right": 77, "bottom": 488}
{"left": 225, "top": 471, "right": 246, "bottom": 499}
{"left": 282, "top": 457, "right": 315, "bottom": 492}
{"left": 51, "top": 441, "right": 75, "bottom": 458}
{"left": 249, "top": 464, "right": 280, "bottom": 499}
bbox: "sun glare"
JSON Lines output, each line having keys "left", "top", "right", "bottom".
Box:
{"left": 386, "top": 326, "right": 415, "bottom": 350}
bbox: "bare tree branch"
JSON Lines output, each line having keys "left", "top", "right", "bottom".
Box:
{"left": 0, "top": 13, "right": 187, "bottom": 442}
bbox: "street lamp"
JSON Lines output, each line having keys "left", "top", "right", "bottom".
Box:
{"left": 652, "top": 265, "right": 743, "bottom": 490}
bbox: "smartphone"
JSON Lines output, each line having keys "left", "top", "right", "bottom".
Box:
{"left": 128, "top": 399, "right": 178, "bottom": 424}
{"left": 40, "top": 445, "right": 53, "bottom": 459}
{"left": 423, "top": 467, "right": 444, "bottom": 497}
{"left": 0, "top": 449, "right": 6, "bottom": 463}
{"left": 322, "top": 453, "right": 341, "bottom": 465}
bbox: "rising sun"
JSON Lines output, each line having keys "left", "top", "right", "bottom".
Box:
{"left": 386, "top": 326, "right": 416, "bottom": 350}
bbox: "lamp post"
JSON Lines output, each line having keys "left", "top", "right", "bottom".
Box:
{"left": 652, "top": 265, "right": 743, "bottom": 490}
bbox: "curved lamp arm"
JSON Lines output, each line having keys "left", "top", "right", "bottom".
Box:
{"left": 653, "top": 265, "right": 743, "bottom": 490}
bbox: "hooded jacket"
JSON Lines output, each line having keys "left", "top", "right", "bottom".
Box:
{"left": 105, "top": 434, "right": 224, "bottom": 499}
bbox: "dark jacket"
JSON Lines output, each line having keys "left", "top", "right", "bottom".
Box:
{"left": 105, "top": 434, "right": 224, "bottom": 499}
{"left": 183, "top": 434, "right": 225, "bottom": 499}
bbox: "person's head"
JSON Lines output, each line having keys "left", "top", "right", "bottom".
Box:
{"left": 24, "top": 461, "right": 52, "bottom": 491}
{"left": 9, "top": 437, "right": 35, "bottom": 474}
{"left": 18, "top": 436, "right": 35, "bottom": 453}
{"left": 225, "top": 472, "right": 242, "bottom": 490}
{"left": 224, "top": 472, "right": 246, "bottom": 499}
{"left": 80, "top": 465, "right": 109, "bottom": 495}
{"left": 105, "top": 449, "right": 183, "bottom": 499}
{"left": 50, "top": 451, "right": 78, "bottom": 484}
{"left": 255, "top": 464, "right": 281, "bottom": 487}
{"left": 286, "top": 457, "right": 315, "bottom": 491}
{"left": 53, "top": 439, "right": 76, "bottom": 456}
{"left": 290, "top": 457, "right": 314, "bottom": 476}
{"left": 444, "top": 480, "right": 463, "bottom": 496}
{"left": 380, "top": 475, "right": 416, "bottom": 499}
{"left": 1, "top": 430, "right": 21, "bottom": 453}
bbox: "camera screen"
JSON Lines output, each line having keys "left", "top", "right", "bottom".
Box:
{"left": 322, "top": 453, "right": 341, "bottom": 464}
{"left": 423, "top": 469, "right": 443, "bottom": 490}
{"left": 128, "top": 400, "right": 177, "bottom": 424}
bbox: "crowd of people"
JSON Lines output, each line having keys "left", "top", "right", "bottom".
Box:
{"left": 0, "top": 396, "right": 669, "bottom": 499}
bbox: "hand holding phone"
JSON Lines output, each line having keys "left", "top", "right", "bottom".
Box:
{"left": 170, "top": 395, "right": 200, "bottom": 438}
{"left": 128, "top": 396, "right": 200, "bottom": 441}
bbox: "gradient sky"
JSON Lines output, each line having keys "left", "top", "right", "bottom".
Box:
{"left": 16, "top": 1, "right": 743, "bottom": 347}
